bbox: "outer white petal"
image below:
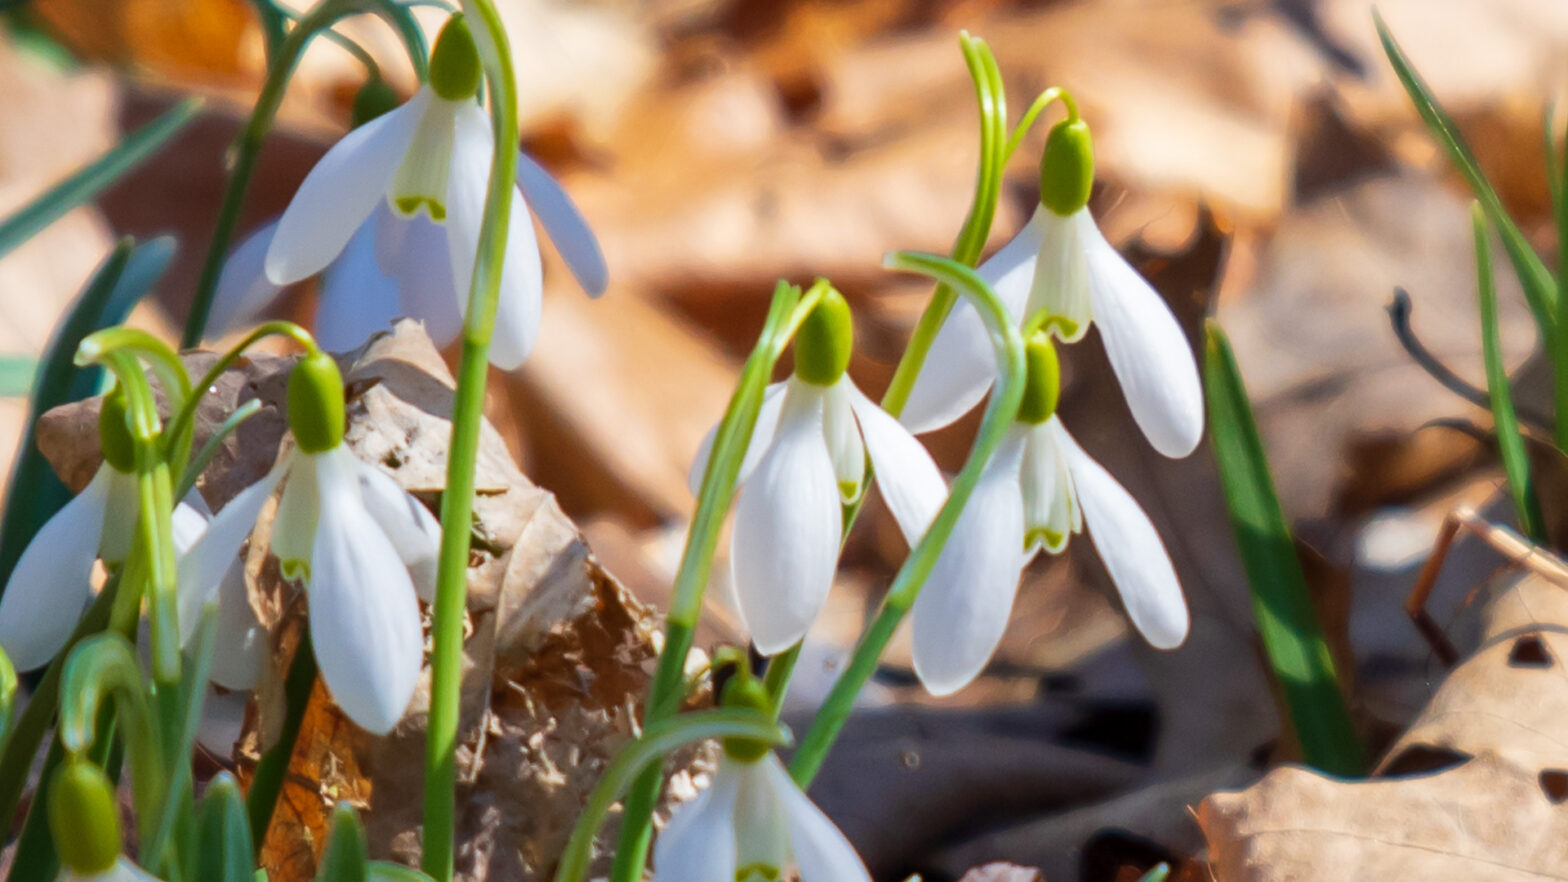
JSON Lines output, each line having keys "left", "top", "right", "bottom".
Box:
{"left": 650, "top": 761, "right": 742, "bottom": 882}
{"left": 208, "top": 560, "right": 265, "bottom": 691}
{"left": 59, "top": 857, "right": 164, "bottom": 882}
{"left": 763, "top": 754, "right": 872, "bottom": 882}
{"left": 910, "top": 427, "right": 1027, "bottom": 696}
{"left": 899, "top": 212, "right": 1041, "bottom": 435}
{"left": 350, "top": 455, "right": 440, "bottom": 602}
{"left": 375, "top": 208, "right": 463, "bottom": 346}
{"left": 266, "top": 90, "right": 429, "bottom": 285}
{"left": 446, "top": 105, "right": 544, "bottom": 370}
{"left": 176, "top": 456, "right": 289, "bottom": 646}
{"left": 1025, "top": 208, "right": 1092, "bottom": 342}
{"left": 316, "top": 216, "right": 400, "bottom": 352}
{"left": 195, "top": 688, "right": 248, "bottom": 756}
{"left": 210, "top": 220, "right": 284, "bottom": 338}
{"left": 307, "top": 449, "right": 423, "bottom": 735}
{"left": 271, "top": 452, "right": 321, "bottom": 580}
{"left": 1079, "top": 210, "right": 1204, "bottom": 458}
{"left": 845, "top": 382, "right": 945, "bottom": 546}
{"left": 688, "top": 381, "right": 788, "bottom": 497}
{"left": 730, "top": 384, "right": 841, "bottom": 655}
{"left": 170, "top": 499, "right": 208, "bottom": 555}
{"left": 1055, "top": 420, "right": 1189, "bottom": 649}
{"left": 517, "top": 149, "right": 608, "bottom": 297}
{"left": 732, "top": 757, "right": 790, "bottom": 880}
{"left": 0, "top": 465, "right": 112, "bottom": 671}
{"left": 97, "top": 466, "right": 140, "bottom": 565}
{"left": 822, "top": 379, "right": 865, "bottom": 503}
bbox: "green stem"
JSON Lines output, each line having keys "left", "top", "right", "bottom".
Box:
{"left": 789, "top": 252, "right": 1027, "bottom": 787}
{"left": 421, "top": 2, "right": 517, "bottom": 877}
{"left": 553, "top": 710, "right": 788, "bottom": 882}
{"left": 163, "top": 321, "right": 315, "bottom": 466}
{"left": 607, "top": 282, "right": 819, "bottom": 882}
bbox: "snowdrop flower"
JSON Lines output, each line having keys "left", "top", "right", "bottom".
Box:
{"left": 912, "top": 333, "right": 1188, "bottom": 695}
{"left": 0, "top": 391, "right": 147, "bottom": 671}
{"left": 900, "top": 110, "right": 1203, "bottom": 458}
{"left": 222, "top": 15, "right": 607, "bottom": 368}
{"left": 651, "top": 677, "right": 871, "bottom": 882}
{"left": 690, "top": 290, "right": 946, "bottom": 654}
{"left": 49, "top": 758, "right": 162, "bottom": 882}
{"left": 177, "top": 350, "right": 440, "bottom": 734}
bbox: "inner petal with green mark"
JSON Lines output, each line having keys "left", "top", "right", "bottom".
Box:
{"left": 389, "top": 97, "right": 460, "bottom": 222}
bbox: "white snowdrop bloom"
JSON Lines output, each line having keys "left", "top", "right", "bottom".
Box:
{"left": 230, "top": 15, "right": 606, "bottom": 369}
{"left": 900, "top": 115, "right": 1203, "bottom": 458}
{"left": 690, "top": 292, "right": 946, "bottom": 655}
{"left": 912, "top": 335, "right": 1188, "bottom": 696}
{"left": 176, "top": 352, "right": 440, "bottom": 735}
{"left": 58, "top": 859, "right": 161, "bottom": 882}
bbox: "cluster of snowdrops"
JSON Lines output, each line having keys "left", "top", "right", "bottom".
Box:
{"left": 0, "top": 6, "right": 1202, "bottom": 882}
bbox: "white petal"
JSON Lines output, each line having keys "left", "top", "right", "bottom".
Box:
{"left": 1079, "top": 211, "right": 1204, "bottom": 458}
{"left": 316, "top": 217, "right": 400, "bottom": 352}
{"left": 910, "top": 427, "right": 1027, "bottom": 696}
{"left": 265, "top": 90, "right": 429, "bottom": 285}
{"left": 732, "top": 757, "right": 790, "bottom": 880}
{"left": 271, "top": 451, "right": 322, "bottom": 580}
{"left": 446, "top": 105, "right": 544, "bottom": 370}
{"left": 170, "top": 499, "right": 208, "bottom": 555}
{"left": 517, "top": 149, "right": 608, "bottom": 297}
{"left": 650, "top": 761, "right": 742, "bottom": 882}
{"left": 1055, "top": 420, "right": 1189, "bottom": 648}
{"left": 1025, "top": 208, "right": 1092, "bottom": 342}
{"left": 210, "top": 220, "right": 284, "bottom": 338}
{"left": 0, "top": 465, "right": 112, "bottom": 671}
{"left": 763, "top": 754, "right": 872, "bottom": 882}
{"left": 306, "top": 450, "right": 423, "bottom": 735}
{"left": 350, "top": 454, "right": 440, "bottom": 603}
{"left": 176, "top": 456, "right": 289, "bottom": 647}
{"left": 822, "top": 379, "right": 865, "bottom": 503}
{"left": 845, "top": 382, "right": 945, "bottom": 547}
{"left": 898, "top": 212, "right": 1040, "bottom": 435}
{"left": 688, "top": 381, "right": 788, "bottom": 497}
{"left": 375, "top": 208, "right": 464, "bottom": 347}
{"left": 195, "top": 688, "right": 248, "bottom": 756}
{"left": 97, "top": 466, "right": 140, "bottom": 566}
{"left": 1020, "top": 418, "right": 1079, "bottom": 555}
{"left": 730, "top": 384, "right": 841, "bottom": 655}
{"left": 208, "top": 560, "right": 265, "bottom": 691}
{"left": 101, "top": 857, "right": 163, "bottom": 882}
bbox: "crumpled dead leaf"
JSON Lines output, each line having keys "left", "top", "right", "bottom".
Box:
{"left": 1198, "top": 568, "right": 1568, "bottom": 881}
{"left": 958, "top": 864, "right": 1045, "bottom": 882}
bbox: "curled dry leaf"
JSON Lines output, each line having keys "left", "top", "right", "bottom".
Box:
{"left": 1199, "top": 569, "right": 1568, "bottom": 881}
{"left": 958, "top": 863, "right": 1047, "bottom": 882}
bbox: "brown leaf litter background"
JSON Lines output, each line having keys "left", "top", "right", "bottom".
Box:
{"left": 4, "top": 0, "right": 1568, "bottom": 879}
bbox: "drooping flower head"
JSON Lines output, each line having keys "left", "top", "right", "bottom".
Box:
{"left": 217, "top": 15, "right": 607, "bottom": 367}
{"left": 691, "top": 289, "right": 946, "bottom": 654}
{"left": 912, "top": 332, "right": 1188, "bottom": 695}
{"left": 177, "top": 350, "right": 440, "bottom": 734}
{"left": 901, "top": 107, "right": 1204, "bottom": 459}
{"left": 651, "top": 675, "right": 872, "bottom": 882}
{"left": 49, "top": 758, "right": 161, "bottom": 882}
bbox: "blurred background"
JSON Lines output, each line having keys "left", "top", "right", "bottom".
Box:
{"left": 1, "top": 0, "right": 1566, "bottom": 879}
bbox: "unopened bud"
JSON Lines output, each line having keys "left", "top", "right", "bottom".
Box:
{"left": 98, "top": 387, "right": 136, "bottom": 473}
{"left": 49, "top": 758, "right": 121, "bottom": 875}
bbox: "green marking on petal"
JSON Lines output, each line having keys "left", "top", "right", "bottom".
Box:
{"left": 394, "top": 196, "right": 447, "bottom": 222}
{"left": 839, "top": 480, "right": 863, "bottom": 503}
{"left": 735, "top": 863, "right": 783, "bottom": 881}
{"left": 281, "top": 558, "right": 310, "bottom": 584}
{"left": 1027, "top": 526, "right": 1068, "bottom": 554}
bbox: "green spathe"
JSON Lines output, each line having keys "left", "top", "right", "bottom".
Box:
{"left": 1038, "top": 118, "right": 1094, "bottom": 217}
{"left": 287, "top": 350, "right": 345, "bottom": 454}
{"left": 353, "top": 78, "right": 401, "bottom": 128}
{"left": 49, "top": 758, "right": 121, "bottom": 875}
{"left": 1016, "top": 331, "right": 1060, "bottom": 424}
{"left": 720, "top": 675, "right": 773, "bottom": 762}
{"left": 430, "top": 15, "right": 483, "bottom": 102}
{"left": 98, "top": 386, "right": 136, "bottom": 472}
{"left": 793, "top": 288, "right": 853, "bottom": 386}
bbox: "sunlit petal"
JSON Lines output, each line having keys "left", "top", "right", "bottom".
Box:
{"left": 0, "top": 465, "right": 112, "bottom": 671}
{"left": 763, "top": 754, "right": 872, "bottom": 882}
{"left": 823, "top": 379, "right": 865, "bottom": 503}
{"left": 1055, "top": 419, "right": 1189, "bottom": 649}
{"left": 350, "top": 455, "right": 440, "bottom": 602}
{"left": 517, "top": 149, "right": 608, "bottom": 297}
{"left": 266, "top": 90, "right": 429, "bottom": 285}
{"left": 731, "top": 383, "right": 840, "bottom": 655}
{"left": 733, "top": 757, "right": 790, "bottom": 881}
{"left": 176, "top": 455, "right": 289, "bottom": 647}
{"left": 208, "top": 560, "right": 265, "bottom": 691}
{"left": 689, "top": 381, "right": 787, "bottom": 497}
{"left": 316, "top": 216, "right": 400, "bottom": 352}
{"left": 845, "top": 381, "right": 945, "bottom": 546}
{"left": 210, "top": 219, "right": 283, "bottom": 338}
{"left": 1079, "top": 211, "right": 1204, "bottom": 458}
{"left": 911, "top": 427, "right": 1026, "bottom": 696}
{"left": 375, "top": 208, "right": 463, "bottom": 346}
{"left": 650, "top": 760, "right": 742, "bottom": 882}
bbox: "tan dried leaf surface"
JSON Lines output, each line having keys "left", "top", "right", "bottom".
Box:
{"left": 1199, "top": 570, "right": 1568, "bottom": 881}
{"left": 959, "top": 864, "right": 1046, "bottom": 882}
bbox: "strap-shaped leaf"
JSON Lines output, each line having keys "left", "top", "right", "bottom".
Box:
{"left": 0, "top": 356, "right": 35, "bottom": 397}
{"left": 316, "top": 804, "right": 369, "bottom": 882}
{"left": 196, "top": 774, "right": 256, "bottom": 882}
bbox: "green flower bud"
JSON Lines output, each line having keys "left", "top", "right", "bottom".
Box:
{"left": 1038, "top": 118, "right": 1094, "bottom": 217}
{"left": 287, "top": 350, "right": 346, "bottom": 454}
{"left": 793, "top": 288, "right": 854, "bottom": 387}
{"left": 98, "top": 387, "right": 136, "bottom": 473}
{"left": 1016, "top": 331, "right": 1061, "bottom": 425}
{"left": 352, "top": 78, "right": 401, "bottom": 128}
{"left": 430, "top": 15, "right": 483, "bottom": 102}
{"left": 49, "top": 758, "right": 122, "bottom": 875}
{"left": 720, "top": 673, "right": 773, "bottom": 762}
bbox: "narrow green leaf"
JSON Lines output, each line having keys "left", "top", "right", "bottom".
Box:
{"left": 1474, "top": 205, "right": 1546, "bottom": 539}
{"left": 197, "top": 774, "right": 256, "bottom": 882}
{"left": 1554, "top": 106, "right": 1568, "bottom": 449}
{"left": 316, "top": 805, "right": 368, "bottom": 882}
{"left": 1204, "top": 321, "right": 1363, "bottom": 776}
{"left": 0, "top": 236, "right": 174, "bottom": 602}
{"left": 368, "top": 865, "right": 438, "bottom": 882}
{"left": 0, "top": 357, "right": 35, "bottom": 397}
{"left": 0, "top": 100, "right": 200, "bottom": 259}
{"left": 1376, "top": 12, "right": 1557, "bottom": 335}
